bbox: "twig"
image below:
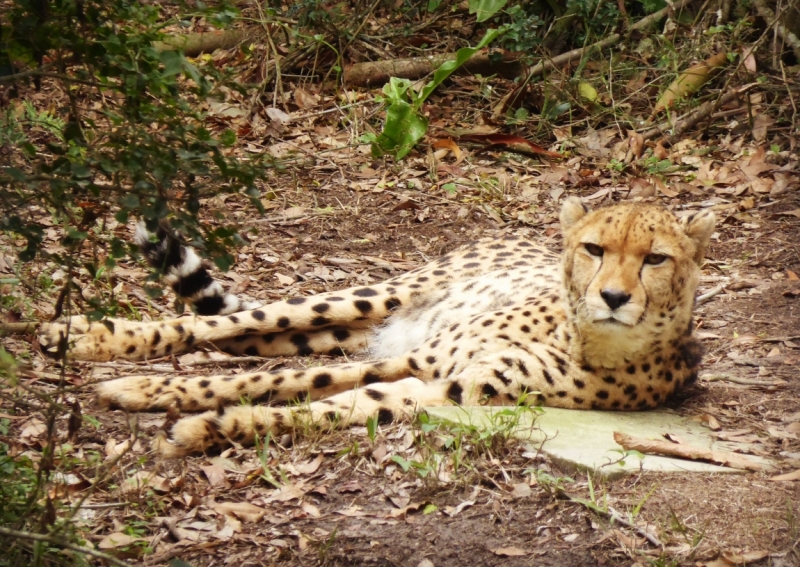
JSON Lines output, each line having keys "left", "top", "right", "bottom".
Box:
{"left": 560, "top": 493, "right": 663, "bottom": 548}
{"left": 607, "top": 506, "right": 663, "bottom": 548}
{"left": 0, "top": 526, "right": 132, "bottom": 567}
{"left": 758, "top": 335, "right": 800, "bottom": 343}
{"left": 700, "top": 374, "right": 784, "bottom": 386}
{"left": 695, "top": 285, "right": 725, "bottom": 305}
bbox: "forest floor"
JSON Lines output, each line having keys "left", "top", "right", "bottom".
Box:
{"left": 2, "top": 8, "right": 800, "bottom": 566}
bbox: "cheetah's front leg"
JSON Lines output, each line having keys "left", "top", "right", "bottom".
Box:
{"left": 39, "top": 280, "right": 414, "bottom": 361}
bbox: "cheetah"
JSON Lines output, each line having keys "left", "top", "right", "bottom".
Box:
{"left": 39, "top": 197, "right": 716, "bottom": 457}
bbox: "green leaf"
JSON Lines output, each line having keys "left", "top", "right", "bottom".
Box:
{"left": 4, "top": 167, "right": 26, "bottom": 181}
{"left": 423, "top": 504, "right": 438, "bottom": 515}
{"left": 119, "top": 194, "right": 140, "bottom": 208}
{"left": 469, "top": 0, "right": 508, "bottom": 22}
{"left": 382, "top": 77, "right": 413, "bottom": 105}
{"left": 71, "top": 163, "right": 91, "bottom": 179}
{"left": 371, "top": 100, "right": 429, "bottom": 160}
{"left": 160, "top": 50, "right": 184, "bottom": 77}
{"left": 391, "top": 455, "right": 412, "bottom": 472}
{"left": 212, "top": 253, "right": 234, "bottom": 272}
{"left": 219, "top": 129, "right": 236, "bottom": 147}
{"left": 416, "top": 28, "right": 503, "bottom": 108}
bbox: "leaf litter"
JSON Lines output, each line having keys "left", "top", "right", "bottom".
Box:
{"left": 2, "top": 8, "right": 800, "bottom": 567}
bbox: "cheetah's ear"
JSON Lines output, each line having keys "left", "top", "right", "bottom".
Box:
{"left": 681, "top": 209, "right": 716, "bottom": 264}
{"left": 559, "top": 197, "right": 589, "bottom": 231}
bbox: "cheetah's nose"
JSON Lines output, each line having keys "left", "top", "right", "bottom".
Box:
{"left": 600, "top": 289, "right": 631, "bottom": 310}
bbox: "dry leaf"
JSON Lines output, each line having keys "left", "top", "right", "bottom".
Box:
{"left": 104, "top": 439, "right": 132, "bottom": 460}
{"left": 302, "top": 501, "right": 321, "bottom": 518}
{"left": 721, "top": 549, "right": 769, "bottom": 564}
{"left": 200, "top": 463, "right": 229, "bottom": 487}
{"left": 511, "top": 483, "right": 532, "bottom": 498}
{"left": 654, "top": 178, "right": 679, "bottom": 197}
{"left": 293, "top": 88, "right": 320, "bottom": 109}
{"left": 699, "top": 414, "right": 721, "bottom": 431}
{"left": 275, "top": 273, "right": 295, "bottom": 286}
{"left": 339, "top": 480, "right": 363, "bottom": 493}
{"left": 431, "top": 138, "right": 463, "bottom": 163}
{"left": 741, "top": 46, "right": 757, "bottom": 72}
{"left": 295, "top": 454, "right": 324, "bottom": 475}
{"left": 20, "top": 418, "right": 46, "bottom": 441}
{"left": 214, "top": 501, "right": 267, "bottom": 523}
{"left": 442, "top": 500, "right": 474, "bottom": 517}
{"left": 98, "top": 532, "right": 141, "bottom": 549}
{"left": 267, "top": 483, "right": 307, "bottom": 502}
{"left": 491, "top": 546, "right": 528, "bottom": 556}
{"left": 751, "top": 115, "right": 775, "bottom": 143}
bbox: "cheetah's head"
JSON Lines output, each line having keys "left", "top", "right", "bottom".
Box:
{"left": 559, "top": 197, "right": 715, "bottom": 369}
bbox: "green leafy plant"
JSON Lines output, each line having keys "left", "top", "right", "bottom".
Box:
{"left": 372, "top": 28, "right": 503, "bottom": 160}
{"left": 1, "top": 0, "right": 270, "bottom": 282}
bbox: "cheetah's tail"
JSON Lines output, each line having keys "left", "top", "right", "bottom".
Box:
{"left": 134, "top": 222, "right": 262, "bottom": 316}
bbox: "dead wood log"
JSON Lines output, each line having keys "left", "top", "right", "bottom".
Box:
{"left": 613, "top": 431, "right": 768, "bottom": 472}
{"left": 153, "top": 29, "right": 258, "bottom": 57}
{"left": 345, "top": 0, "right": 694, "bottom": 87}
{"left": 0, "top": 322, "right": 40, "bottom": 334}
{"left": 344, "top": 51, "right": 523, "bottom": 87}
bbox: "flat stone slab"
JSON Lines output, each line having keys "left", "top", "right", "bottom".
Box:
{"left": 424, "top": 406, "right": 771, "bottom": 478}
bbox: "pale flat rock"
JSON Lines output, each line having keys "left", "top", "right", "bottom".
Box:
{"left": 424, "top": 406, "right": 772, "bottom": 478}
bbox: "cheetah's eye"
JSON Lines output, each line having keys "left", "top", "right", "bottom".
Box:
{"left": 584, "top": 243, "right": 604, "bottom": 257}
{"left": 644, "top": 253, "right": 667, "bottom": 265}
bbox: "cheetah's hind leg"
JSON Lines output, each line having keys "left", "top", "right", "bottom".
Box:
{"left": 156, "top": 377, "right": 452, "bottom": 456}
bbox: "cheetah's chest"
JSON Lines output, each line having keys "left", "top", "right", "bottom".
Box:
{"left": 369, "top": 262, "right": 562, "bottom": 359}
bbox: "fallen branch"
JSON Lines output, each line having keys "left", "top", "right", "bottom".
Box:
{"left": 0, "top": 321, "right": 40, "bottom": 334}
{"left": 0, "top": 526, "right": 131, "bottom": 567}
{"left": 153, "top": 29, "right": 258, "bottom": 57}
{"left": 695, "top": 284, "right": 725, "bottom": 305}
{"left": 613, "top": 431, "right": 768, "bottom": 471}
{"left": 642, "top": 83, "right": 759, "bottom": 143}
{"left": 700, "top": 374, "right": 785, "bottom": 387}
{"left": 344, "top": 51, "right": 523, "bottom": 87}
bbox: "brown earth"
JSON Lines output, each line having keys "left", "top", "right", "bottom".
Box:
{"left": 4, "top": 172, "right": 800, "bottom": 566}
{"left": 2, "top": 24, "right": 800, "bottom": 563}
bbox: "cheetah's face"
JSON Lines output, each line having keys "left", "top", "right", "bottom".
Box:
{"left": 559, "top": 198, "right": 715, "bottom": 367}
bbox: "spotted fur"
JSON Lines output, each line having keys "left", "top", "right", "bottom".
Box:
{"left": 39, "top": 198, "right": 716, "bottom": 456}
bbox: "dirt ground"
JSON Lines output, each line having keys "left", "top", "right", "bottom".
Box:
{"left": 4, "top": 166, "right": 800, "bottom": 566}
{"left": 2, "top": 19, "right": 800, "bottom": 563}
